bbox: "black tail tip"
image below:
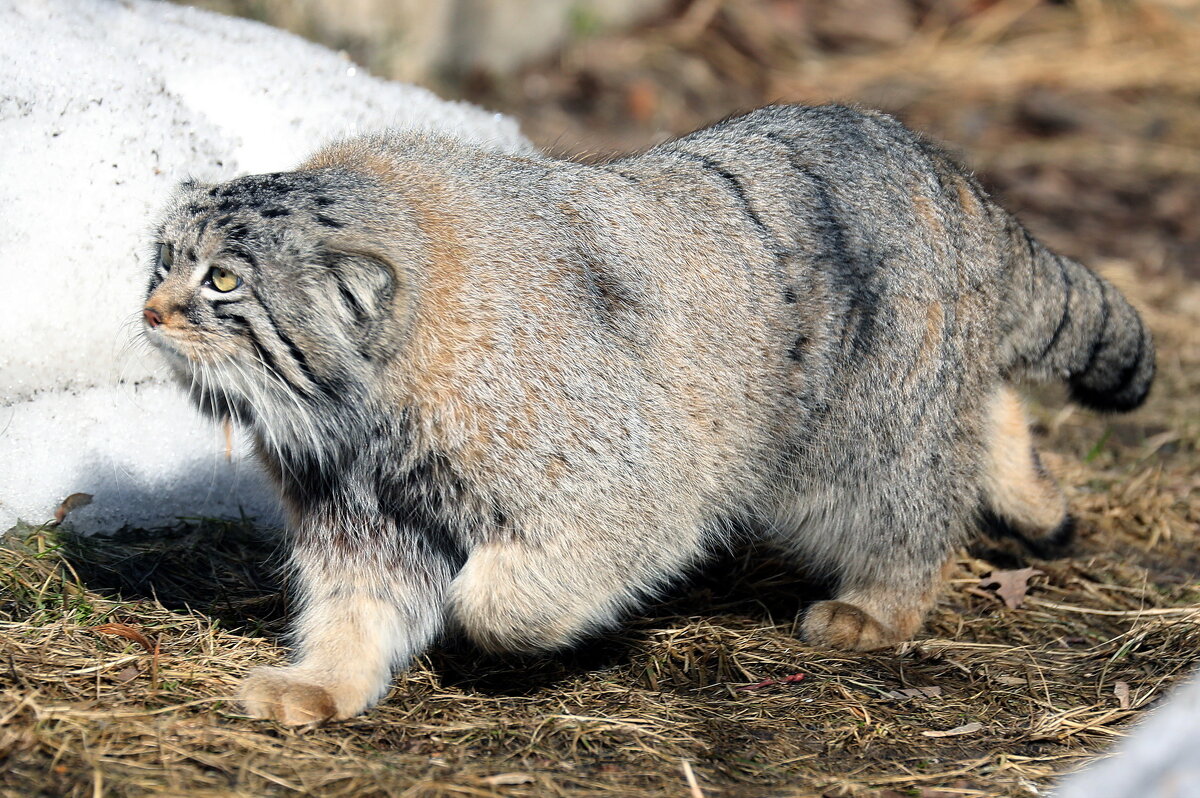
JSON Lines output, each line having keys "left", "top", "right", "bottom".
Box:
{"left": 1068, "top": 376, "right": 1153, "bottom": 413}
{"left": 1068, "top": 328, "right": 1155, "bottom": 413}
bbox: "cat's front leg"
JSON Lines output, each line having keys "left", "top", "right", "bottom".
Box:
{"left": 240, "top": 522, "right": 454, "bottom": 725}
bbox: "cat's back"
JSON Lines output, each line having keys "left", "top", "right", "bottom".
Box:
{"left": 595, "top": 105, "right": 1011, "bottom": 473}
{"left": 614, "top": 104, "right": 1003, "bottom": 301}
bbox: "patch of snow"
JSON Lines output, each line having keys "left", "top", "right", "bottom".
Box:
{"left": 0, "top": 0, "right": 532, "bottom": 532}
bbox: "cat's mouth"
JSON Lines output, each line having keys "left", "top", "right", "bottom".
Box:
{"left": 144, "top": 325, "right": 240, "bottom": 366}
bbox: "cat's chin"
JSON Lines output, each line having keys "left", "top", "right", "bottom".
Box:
{"left": 144, "top": 340, "right": 190, "bottom": 378}
{"left": 150, "top": 336, "right": 237, "bottom": 375}
{"left": 144, "top": 330, "right": 196, "bottom": 364}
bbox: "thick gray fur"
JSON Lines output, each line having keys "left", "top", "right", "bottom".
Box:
{"left": 143, "top": 104, "right": 1154, "bottom": 723}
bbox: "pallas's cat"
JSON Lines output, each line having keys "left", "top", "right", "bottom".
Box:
{"left": 143, "top": 105, "right": 1153, "bottom": 724}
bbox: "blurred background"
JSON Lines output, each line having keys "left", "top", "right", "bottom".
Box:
{"left": 173, "top": 0, "right": 1198, "bottom": 282}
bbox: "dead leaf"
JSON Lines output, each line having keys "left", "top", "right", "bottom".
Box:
{"left": 482, "top": 773, "right": 534, "bottom": 786}
{"left": 1115, "top": 681, "right": 1130, "bottom": 709}
{"left": 993, "top": 675, "right": 1026, "bottom": 686}
{"left": 115, "top": 664, "right": 140, "bottom": 683}
{"left": 91, "top": 623, "right": 155, "bottom": 654}
{"left": 922, "top": 721, "right": 983, "bottom": 737}
{"left": 53, "top": 492, "right": 93, "bottom": 524}
{"left": 884, "top": 686, "right": 942, "bottom": 700}
{"left": 738, "top": 673, "right": 806, "bottom": 691}
{"left": 979, "top": 567, "right": 1044, "bottom": 609}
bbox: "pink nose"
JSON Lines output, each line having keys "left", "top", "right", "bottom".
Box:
{"left": 143, "top": 307, "right": 163, "bottom": 328}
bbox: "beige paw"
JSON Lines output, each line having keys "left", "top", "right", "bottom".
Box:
{"left": 801, "top": 600, "right": 902, "bottom": 651}
{"left": 238, "top": 667, "right": 339, "bottom": 726}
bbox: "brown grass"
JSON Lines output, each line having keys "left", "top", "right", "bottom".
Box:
{"left": 6, "top": 1, "right": 1199, "bottom": 795}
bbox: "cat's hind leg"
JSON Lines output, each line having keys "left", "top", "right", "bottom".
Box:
{"left": 801, "top": 556, "right": 955, "bottom": 650}
{"left": 774, "top": 490, "right": 959, "bottom": 652}
{"left": 979, "top": 385, "right": 1074, "bottom": 557}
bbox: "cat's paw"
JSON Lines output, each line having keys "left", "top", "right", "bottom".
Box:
{"left": 238, "top": 666, "right": 340, "bottom": 725}
{"left": 801, "top": 600, "right": 900, "bottom": 651}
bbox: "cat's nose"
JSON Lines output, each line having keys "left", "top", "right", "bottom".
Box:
{"left": 143, "top": 307, "right": 163, "bottom": 328}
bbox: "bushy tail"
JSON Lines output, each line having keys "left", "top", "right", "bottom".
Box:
{"left": 996, "top": 221, "right": 1154, "bottom": 412}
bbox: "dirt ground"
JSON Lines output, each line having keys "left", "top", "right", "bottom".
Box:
{"left": 3, "top": 1, "right": 1198, "bottom": 796}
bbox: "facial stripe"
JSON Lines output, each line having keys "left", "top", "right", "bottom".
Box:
{"left": 220, "top": 311, "right": 292, "bottom": 389}
{"left": 247, "top": 283, "right": 322, "bottom": 392}
{"left": 221, "top": 245, "right": 258, "bottom": 270}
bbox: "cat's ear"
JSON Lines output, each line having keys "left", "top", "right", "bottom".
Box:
{"left": 323, "top": 248, "right": 396, "bottom": 329}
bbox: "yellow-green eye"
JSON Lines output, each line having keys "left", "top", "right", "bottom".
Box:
{"left": 157, "top": 243, "right": 174, "bottom": 270}
{"left": 207, "top": 267, "right": 241, "bottom": 292}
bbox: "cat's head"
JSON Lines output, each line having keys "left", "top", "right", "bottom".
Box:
{"left": 143, "top": 169, "right": 411, "bottom": 423}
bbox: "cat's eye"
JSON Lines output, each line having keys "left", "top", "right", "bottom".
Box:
{"left": 157, "top": 243, "right": 174, "bottom": 271}
{"left": 206, "top": 267, "right": 241, "bottom": 293}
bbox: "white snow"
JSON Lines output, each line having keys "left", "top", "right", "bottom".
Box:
{"left": 0, "top": 0, "right": 533, "bottom": 532}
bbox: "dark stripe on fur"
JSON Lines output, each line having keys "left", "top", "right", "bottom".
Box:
{"left": 579, "top": 252, "right": 640, "bottom": 338}
{"left": 1111, "top": 313, "right": 1148, "bottom": 397}
{"left": 223, "top": 245, "right": 258, "bottom": 270}
{"left": 219, "top": 311, "right": 292, "bottom": 389}
{"left": 1070, "top": 311, "right": 1150, "bottom": 411}
{"left": 247, "top": 284, "right": 322, "bottom": 392}
{"left": 1078, "top": 268, "right": 1110, "bottom": 376}
{"left": 763, "top": 131, "right": 886, "bottom": 356}
{"left": 1039, "top": 252, "right": 1073, "bottom": 360}
{"left": 672, "top": 150, "right": 772, "bottom": 239}
{"left": 1000, "top": 219, "right": 1153, "bottom": 413}
{"left": 379, "top": 452, "right": 471, "bottom": 571}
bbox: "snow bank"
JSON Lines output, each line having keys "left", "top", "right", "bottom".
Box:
{"left": 0, "top": 0, "right": 532, "bottom": 532}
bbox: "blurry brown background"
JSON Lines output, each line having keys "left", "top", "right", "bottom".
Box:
{"left": 178, "top": 0, "right": 1199, "bottom": 282}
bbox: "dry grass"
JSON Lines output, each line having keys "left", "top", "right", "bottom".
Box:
{"left": 5, "top": 1, "right": 1199, "bottom": 795}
